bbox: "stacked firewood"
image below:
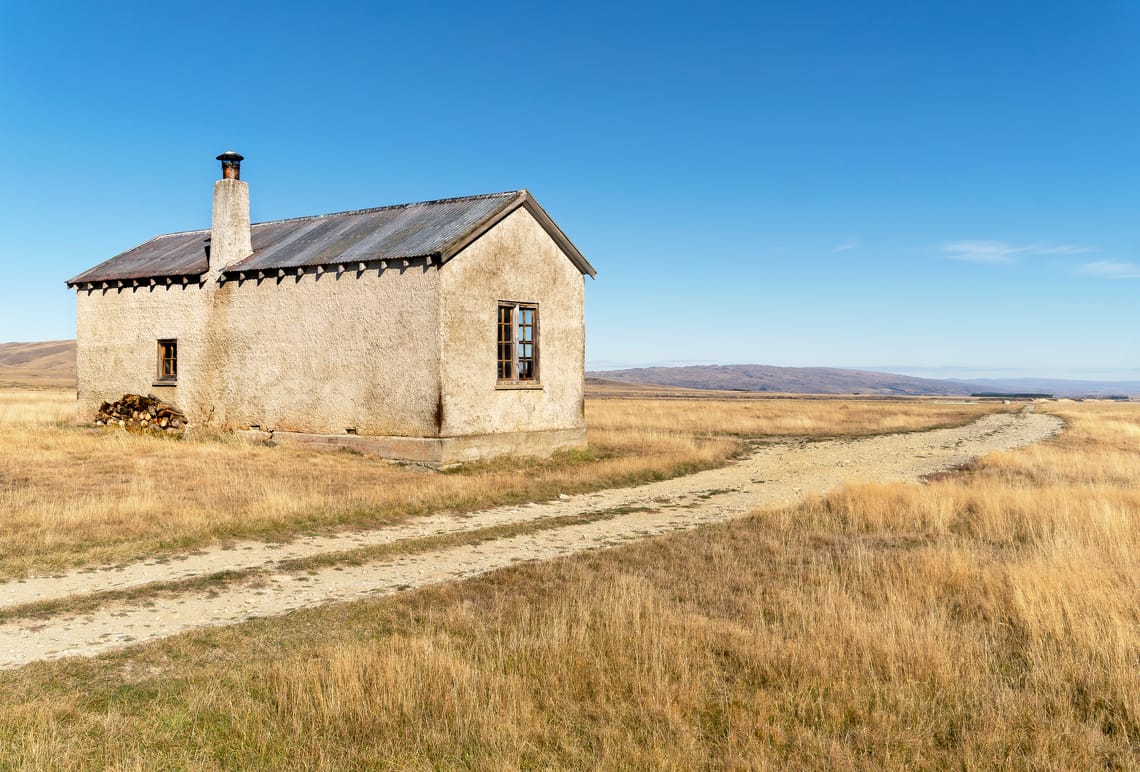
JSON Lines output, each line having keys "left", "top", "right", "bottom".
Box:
{"left": 94, "top": 394, "right": 187, "bottom": 433}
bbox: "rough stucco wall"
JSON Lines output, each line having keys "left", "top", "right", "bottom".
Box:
{"left": 75, "top": 284, "right": 209, "bottom": 421}
{"left": 207, "top": 266, "right": 441, "bottom": 435}
{"left": 76, "top": 267, "right": 441, "bottom": 436}
{"left": 438, "top": 207, "right": 586, "bottom": 437}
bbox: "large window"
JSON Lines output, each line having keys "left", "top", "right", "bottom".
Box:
{"left": 497, "top": 302, "right": 538, "bottom": 384}
{"left": 156, "top": 339, "right": 177, "bottom": 383}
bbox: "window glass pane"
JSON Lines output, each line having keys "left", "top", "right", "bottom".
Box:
{"left": 498, "top": 303, "right": 537, "bottom": 382}
{"left": 158, "top": 340, "right": 177, "bottom": 379}
{"left": 497, "top": 305, "right": 513, "bottom": 380}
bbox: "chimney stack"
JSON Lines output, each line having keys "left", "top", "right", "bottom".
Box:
{"left": 209, "top": 151, "right": 252, "bottom": 272}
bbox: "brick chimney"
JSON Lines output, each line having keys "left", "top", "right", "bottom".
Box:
{"left": 209, "top": 151, "right": 252, "bottom": 271}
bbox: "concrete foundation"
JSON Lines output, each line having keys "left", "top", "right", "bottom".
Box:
{"left": 260, "top": 426, "right": 587, "bottom": 466}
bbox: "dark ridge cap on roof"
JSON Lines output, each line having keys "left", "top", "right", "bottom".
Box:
{"left": 150, "top": 227, "right": 209, "bottom": 238}
{"left": 248, "top": 189, "right": 524, "bottom": 229}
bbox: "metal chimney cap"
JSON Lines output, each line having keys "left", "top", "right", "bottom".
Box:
{"left": 216, "top": 151, "right": 244, "bottom": 180}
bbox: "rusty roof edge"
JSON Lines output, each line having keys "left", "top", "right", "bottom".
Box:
{"left": 437, "top": 191, "right": 596, "bottom": 278}
{"left": 219, "top": 254, "right": 440, "bottom": 276}
{"left": 66, "top": 271, "right": 205, "bottom": 289}
{"left": 64, "top": 231, "right": 210, "bottom": 287}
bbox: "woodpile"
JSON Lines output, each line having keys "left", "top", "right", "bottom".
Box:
{"left": 94, "top": 394, "right": 187, "bottom": 433}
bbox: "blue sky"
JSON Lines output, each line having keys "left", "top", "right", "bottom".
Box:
{"left": 1, "top": 0, "right": 1137, "bottom": 378}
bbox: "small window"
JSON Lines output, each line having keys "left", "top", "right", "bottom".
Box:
{"left": 156, "top": 339, "right": 177, "bottom": 383}
{"left": 496, "top": 302, "right": 539, "bottom": 385}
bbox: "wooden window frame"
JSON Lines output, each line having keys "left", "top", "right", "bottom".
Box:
{"left": 496, "top": 301, "right": 540, "bottom": 388}
{"left": 155, "top": 339, "right": 177, "bottom": 385}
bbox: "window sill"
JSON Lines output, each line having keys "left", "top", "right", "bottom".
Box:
{"left": 152, "top": 381, "right": 177, "bottom": 388}
{"left": 496, "top": 382, "right": 543, "bottom": 390}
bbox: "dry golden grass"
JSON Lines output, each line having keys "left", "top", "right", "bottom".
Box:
{"left": 0, "top": 389, "right": 74, "bottom": 425}
{"left": 0, "top": 390, "right": 995, "bottom": 578}
{"left": 0, "top": 400, "right": 1135, "bottom": 766}
{"left": 588, "top": 396, "right": 1003, "bottom": 438}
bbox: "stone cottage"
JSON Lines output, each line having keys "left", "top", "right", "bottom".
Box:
{"left": 66, "top": 152, "right": 596, "bottom": 464}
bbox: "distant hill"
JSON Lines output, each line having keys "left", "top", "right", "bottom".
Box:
{"left": 589, "top": 365, "right": 1140, "bottom": 398}
{"left": 0, "top": 340, "right": 76, "bottom": 388}
{"left": 4, "top": 341, "right": 1135, "bottom": 399}
{"left": 589, "top": 365, "right": 976, "bottom": 396}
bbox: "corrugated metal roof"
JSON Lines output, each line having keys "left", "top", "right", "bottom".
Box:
{"left": 234, "top": 191, "right": 519, "bottom": 271}
{"left": 67, "top": 190, "right": 595, "bottom": 286}
{"left": 68, "top": 230, "right": 211, "bottom": 284}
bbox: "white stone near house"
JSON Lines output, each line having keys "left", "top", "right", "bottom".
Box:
{"left": 67, "top": 152, "right": 596, "bottom": 464}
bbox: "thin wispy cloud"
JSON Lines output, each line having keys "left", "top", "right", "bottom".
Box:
{"left": 941, "top": 240, "right": 1094, "bottom": 264}
{"left": 1034, "top": 244, "right": 1098, "bottom": 256}
{"left": 942, "top": 240, "right": 1021, "bottom": 263}
{"left": 832, "top": 238, "right": 861, "bottom": 253}
{"left": 1080, "top": 260, "right": 1140, "bottom": 279}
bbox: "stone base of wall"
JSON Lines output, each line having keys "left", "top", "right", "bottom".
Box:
{"left": 250, "top": 427, "right": 587, "bottom": 466}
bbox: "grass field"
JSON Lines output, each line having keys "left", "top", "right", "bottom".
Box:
{"left": 4, "top": 392, "right": 1133, "bottom": 767}
{"left": 0, "top": 389, "right": 1000, "bottom": 578}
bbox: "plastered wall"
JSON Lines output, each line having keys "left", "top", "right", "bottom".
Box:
{"left": 76, "top": 282, "right": 208, "bottom": 421}
{"left": 203, "top": 265, "right": 442, "bottom": 435}
{"left": 76, "top": 266, "right": 442, "bottom": 436}
{"left": 438, "top": 207, "right": 586, "bottom": 437}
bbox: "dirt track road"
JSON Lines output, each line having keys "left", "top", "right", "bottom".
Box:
{"left": 0, "top": 409, "right": 1062, "bottom": 669}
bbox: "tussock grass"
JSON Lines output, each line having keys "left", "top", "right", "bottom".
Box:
{"left": 0, "top": 389, "right": 74, "bottom": 426}
{"left": 0, "top": 390, "right": 992, "bottom": 578}
{"left": 1, "top": 400, "right": 1135, "bottom": 766}
{"left": 587, "top": 396, "right": 1003, "bottom": 438}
